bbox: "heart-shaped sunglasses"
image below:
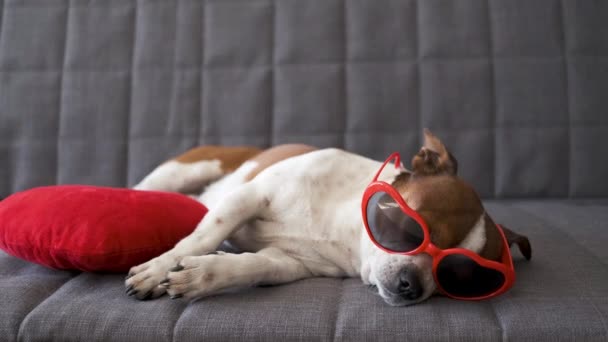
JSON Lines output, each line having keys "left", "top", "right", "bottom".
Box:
{"left": 361, "top": 153, "right": 515, "bottom": 300}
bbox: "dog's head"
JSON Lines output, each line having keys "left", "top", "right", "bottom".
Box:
{"left": 365, "top": 129, "right": 531, "bottom": 306}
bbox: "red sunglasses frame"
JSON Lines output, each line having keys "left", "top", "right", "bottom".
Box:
{"left": 361, "top": 152, "right": 516, "bottom": 300}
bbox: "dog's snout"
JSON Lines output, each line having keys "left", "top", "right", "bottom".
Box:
{"left": 398, "top": 268, "right": 423, "bottom": 300}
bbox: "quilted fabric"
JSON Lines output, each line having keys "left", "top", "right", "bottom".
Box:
{"left": 1, "top": 0, "right": 607, "bottom": 199}
{"left": 1, "top": 201, "right": 607, "bottom": 341}
{"left": 1, "top": 1, "right": 608, "bottom": 341}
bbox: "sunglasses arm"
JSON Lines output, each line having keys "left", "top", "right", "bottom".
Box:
{"left": 373, "top": 152, "right": 402, "bottom": 182}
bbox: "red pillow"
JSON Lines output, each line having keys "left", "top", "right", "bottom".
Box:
{"left": 0, "top": 185, "right": 207, "bottom": 272}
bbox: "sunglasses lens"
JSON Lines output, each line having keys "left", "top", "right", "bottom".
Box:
{"left": 365, "top": 191, "right": 424, "bottom": 252}
{"left": 436, "top": 254, "right": 505, "bottom": 298}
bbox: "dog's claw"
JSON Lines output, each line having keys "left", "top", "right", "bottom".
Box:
{"left": 142, "top": 290, "right": 153, "bottom": 300}
{"left": 170, "top": 294, "right": 183, "bottom": 300}
{"left": 170, "top": 264, "right": 184, "bottom": 272}
{"left": 160, "top": 278, "right": 171, "bottom": 288}
{"left": 125, "top": 285, "right": 134, "bottom": 294}
{"left": 127, "top": 289, "right": 139, "bottom": 297}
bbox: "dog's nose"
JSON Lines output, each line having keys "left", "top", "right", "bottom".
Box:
{"left": 398, "top": 268, "right": 423, "bottom": 300}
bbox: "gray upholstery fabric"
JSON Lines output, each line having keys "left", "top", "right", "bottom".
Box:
{"left": 1, "top": 0, "right": 608, "bottom": 198}
{"left": 2, "top": 1, "right": 608, "bottom": 341}
{"left": 2, "top": 201, "right": 608, "bottom": 341}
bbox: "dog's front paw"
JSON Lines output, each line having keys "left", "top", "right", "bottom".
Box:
{"left": 125, "top": 254, "right": 179, "bottom": 300}
{"left": 160, "top": 254, "right": 226, "bottom": 300}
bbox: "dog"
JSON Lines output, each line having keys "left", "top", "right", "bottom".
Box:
{"left": 125, "top": 129, "right": 531, "bottom": 306}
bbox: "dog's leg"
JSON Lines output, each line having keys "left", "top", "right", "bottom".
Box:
{"left": 133, "top": 159, "right": 224, "bottom": 194}
{"left": 133, "top": 146, "right": 261, "bottom": 194}
{"left": 161, "top": 247, "right": 312, "bottom": 300}
{"left": 125, "top": 183, "right": 268, "bottom": 300}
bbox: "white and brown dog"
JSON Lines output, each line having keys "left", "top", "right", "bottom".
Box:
{"left": 125, "top": 130, "right": 531, "bottom": 306}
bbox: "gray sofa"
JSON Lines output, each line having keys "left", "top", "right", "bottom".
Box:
{"left": 1, "top": 0, "right": 607, "bottom": 341}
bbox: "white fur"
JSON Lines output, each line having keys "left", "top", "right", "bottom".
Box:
{"left": 458, "top": 213, "right": 487, "bottom": 253}
{"left": 134, "top": 160, "right": 223, "bottom": 193}
{"left": 198, "top": 161, "right": 258, "bottom": 210}
{"left": 126, "top": 148, "right": 488, "bottom": 306}
{"left": 361, "top": 213, "right": 487, "bottom": 305}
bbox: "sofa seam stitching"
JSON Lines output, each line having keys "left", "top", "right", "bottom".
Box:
{"left": 196, "top": 0, "right": 204, "bottom": 145}
{"left": 486, "top": 0, "right": 498, "bottom": 199}
{"left": 124, "top": 1, "right": 138, "bottom": 188}
{"left": 508, "top": 202, "right": 608, "bottom": 338}
{"left": 559, "top": 0, "right": 572, "bottom": 198}
{"left": 508, "top": 203, "right": 608, "bottom": 269}
{"left": 269, "top": 0, "right": 275, "bottom": 146}
{"left": 16, "top": 274, "right": 80, "bottom": 340}
{"left": 415, "top": 0, "right": 422, "bottom": 154}
{"left": 341, "top": 0, "right": 347, "bottom": 150}
{"left": 330, "top": 278, "right": 346, "bottom": 342}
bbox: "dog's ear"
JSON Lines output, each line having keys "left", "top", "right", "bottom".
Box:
{"left": 411, "top": 129, "right": 458, "bottom": 176}
{"left": 501, "top": 225, "right": 532, "bottom": 260}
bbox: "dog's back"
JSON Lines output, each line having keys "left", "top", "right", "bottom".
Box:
{"left": 222, "top": 148, "right": 399, "bottom": 277}
{"left": 135, "top": 145, "right": 397, "bottom": 277}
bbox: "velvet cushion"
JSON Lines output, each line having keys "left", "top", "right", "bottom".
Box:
{"left": 0, "top": 185, "right": 207, "bottom": 272}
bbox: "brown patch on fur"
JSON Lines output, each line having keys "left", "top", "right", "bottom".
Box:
{"left": 411, "top": 129, "right": 458, "bottom": 176}
{"left": 244, "top": 144, "right": 317, "bottom": 181}
{"left": 387, "top": 130, "right": 508, "bottom": 261}
{"left": 393, "top": 175, "right": 484, "bottom": 250}
{"left": 172, "top": 146, "right": 262, "bottom": 173}
{"left": 215, "top": 218, "right": 223, "bottom": 225}
{"left": 391, "top": 172, "right": 411, "bottom": 189}
{"left": 281, "top": 247, "right": 299, "bottom": 256}
{"left": 203, "top": 273, "right": 214, "bottom": 283}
